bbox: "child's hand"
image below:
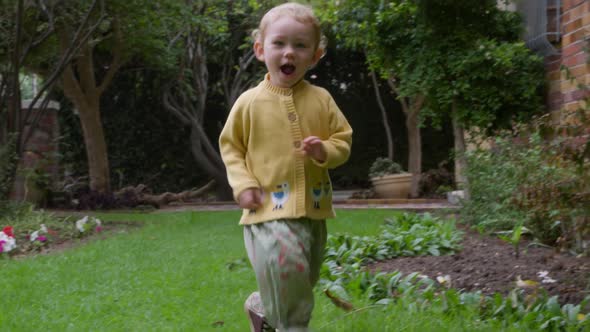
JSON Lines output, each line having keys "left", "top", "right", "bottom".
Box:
{"left": 238, "top": 188, "right": 264, "bottom": 210}
{"left": 302, "top": 136, "right": 327, "bottom": 163}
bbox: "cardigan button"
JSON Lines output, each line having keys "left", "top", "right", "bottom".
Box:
{"left": 293, "top": 141, "right": 301, "bottom": 148}
{"left": 288, "top": 113, "right": 297, "bottom": 122}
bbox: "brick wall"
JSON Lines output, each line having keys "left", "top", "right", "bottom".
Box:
{"left": 10, "top": 100, "right": 60, "bottom": 203}
{"left": 546, "top": 0, "right": 589, "bottom": 122}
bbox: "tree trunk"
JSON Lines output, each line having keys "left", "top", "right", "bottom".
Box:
{"left": 406, "top": 106, "right": 422, "bottom": 198}
{"left": 387, "top": 76, "right": 423, "bottom": 198}
{"left": 61, "top": 49, "right": 112, "bottom": 193}
{"left": 452, "top": 103, "right": 470, "bottom": 200}
{"left": 77, "top": 98, "right": 111, "bottom": 193}
{"left": 163, "top": 23, "right": 234, "bottom": 201}
{"left": 188, "top": 122, "right": 232, "bottom": 200}
{"left": 370, "top": 71, "right": 394, "bottom": 159}
{"left": 57, "top": 15, "right": 121, "bottom": 194}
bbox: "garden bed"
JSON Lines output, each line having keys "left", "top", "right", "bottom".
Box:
{"left": 9, "top": 220, "right": 143, "bottom": 259}
{"left": 369, "top": 226, "right": 590, "bottom": 305}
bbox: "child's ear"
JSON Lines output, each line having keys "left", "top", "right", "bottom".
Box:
{"left": 312, "top": 47, "right": 325, "bottom": 65}
{"left": 254, "top": 40, "right": 265, "bottom": 62}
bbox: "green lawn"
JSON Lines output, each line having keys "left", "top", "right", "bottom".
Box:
{"left": 0, "top": 209, "right": 560, "bottom": 331}
{"left": 0, "top": 210, "right": 393, "bottom": 331}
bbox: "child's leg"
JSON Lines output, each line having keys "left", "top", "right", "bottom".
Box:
{"left": 244, "top": 218, "right": 327, "bottom": 331}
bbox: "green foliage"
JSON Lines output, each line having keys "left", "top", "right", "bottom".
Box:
{"left": 368, "top": 157, "right": 405, "bottom": 178}
{"left": 424, "top": 39, "right": 545, "bottom": 131}
{"left": 463, "top": 115, "right": 590, "bottom": 253}
{"left": 497, "top": 222, "right": 526, "bottom": 258}
{"left": 0, "top": 133, "right": 18, "bottom": 201}
{"left": 462, "top": 133, "right": 562, "bottom": 232}
{"left": 322, "top": 213, "right": 462, "bottom": 283}
{"left": 512, "top": 110, "right": 590, "bottom": 253}
{"left": 320, "top": 211, "right": 589, "bottom": 330}
{"left": 320, "top": 0, "right": 544, "bottom": 129}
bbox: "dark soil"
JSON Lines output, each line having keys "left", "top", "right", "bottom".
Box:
{"left": 369, "top": 226, "right": 590, "bottom": 305}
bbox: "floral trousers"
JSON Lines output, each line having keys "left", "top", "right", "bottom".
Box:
{"left": 244, "top": 218, "right": 327, "bottom": 332}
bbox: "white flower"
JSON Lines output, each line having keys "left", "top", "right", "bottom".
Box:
{"left": 76, "top": 216, "right": 89, "bottom": 232}
{"left": 30, "top": 230, "right": 39, "bottom": 242}
{"left": 0, "top": 232, "right": 16, "bottom": 252}
{"left": 94, "top": 218, "right": 102, "bottom": 227}
{"left": 537, "top": 271, "right": 557, "bottom": 284}
{"left": 40, "top": 224, "right": 48, "bottom": 233}
{"left": 436, "top": 275, "right": 452, "bottom": 287}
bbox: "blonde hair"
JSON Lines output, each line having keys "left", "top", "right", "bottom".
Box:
{"left": 252, "top": 2, "right": 327, "bottom": 52}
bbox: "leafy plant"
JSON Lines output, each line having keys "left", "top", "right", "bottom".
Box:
{"left": 321, "top": 213, "right": 463, "bottom": 287}
{"left": 369, "top": 157, "right": 405, "bottom": 178}
{"left": 319, "top": 212, "right": 589, "bottom": 330}
{"left": 497, "top": 222, "right": 527, "bottom": 258}
{"left": 512, "top": 66, "right": 590, "bottom": 254}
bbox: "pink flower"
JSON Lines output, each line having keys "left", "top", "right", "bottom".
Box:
{"left": 38, "top": 236, "right": 47, "bottom": 242}
{"left": 95, "top": 226, "right": 103, "bottom": 233}
{"left": 0, "top": 240, "right": 5, "bottom": 253}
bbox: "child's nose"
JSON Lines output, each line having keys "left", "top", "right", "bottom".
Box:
{"left": 284, "top": 46, "right": 295, "bottom": 58}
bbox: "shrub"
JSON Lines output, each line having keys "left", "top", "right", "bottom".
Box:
{"left": 462, "top": 113, "right": 589, "bottom": 253}
{"left": 512, "top": 113, "right": 590, "bottom": 252}
{"left": 419, "top": 161, "right": 454, "bottom": 198}
{"left": 462, "top": 134, "right": 535, "bottom": 231}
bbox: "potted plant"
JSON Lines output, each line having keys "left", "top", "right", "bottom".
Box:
{"left": 369, "top": 157, "right": 413, "bottom": 198}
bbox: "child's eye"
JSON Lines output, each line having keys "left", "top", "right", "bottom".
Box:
{"left": 273, "top": 41, "right": 284, "bottom": 46}
{"left": 295, "top": 42, "right": 308, "bottom": 48}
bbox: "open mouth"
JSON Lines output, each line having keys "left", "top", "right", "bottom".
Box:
{"left": 280, "top": 64, "right": 296, "bottom": 75}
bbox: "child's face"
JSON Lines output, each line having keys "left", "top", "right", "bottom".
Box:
{"left": 254, "top": 16, "right": 323, "bottom": 88}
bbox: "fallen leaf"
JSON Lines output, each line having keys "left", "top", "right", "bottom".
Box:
{"left": 211, "top": 320, "right": 224, "bottom": 327}
{"left": 516, "top": 276, "right": 539, "bottom": 289}
{"left": 324, "top": 289, "right": 354, "bottom": 312}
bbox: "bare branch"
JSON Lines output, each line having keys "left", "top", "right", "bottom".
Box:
{"left": 97, "top": 16, "right": 123, "bottom": 94}
{"left": 371, "top": 70, "right": 394, "bottom": 159}
{"left": 387, "top": 75, "right": 410, "bottom": 114}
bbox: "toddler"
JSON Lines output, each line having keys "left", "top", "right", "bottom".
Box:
{"left": 219, "top": 3, "right": 352, "bottom": 331}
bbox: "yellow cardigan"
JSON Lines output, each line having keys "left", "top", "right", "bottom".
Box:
{"left": 219, "top": 75, "right": 353, "bottom": 225}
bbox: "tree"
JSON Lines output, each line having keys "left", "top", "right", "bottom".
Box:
{"left": 0, "top": 0, "right": 103, "bottom": 200}
{"left": 320, "top": 0, "right": 428, "bottom": 197}
{"left": 53, "top": 0, "right": 186, "bottom": 194}
{"left": 8, "top": 0, "right": 185, "bottom": 195}
{"left": 414, "top": 0, "right": 545, "bottom": 196}
{"left": 320, "top": 0, "right": 544, "bottom": 197}
{"left": 162, "top": 0, "right": 273, "bottom": 199}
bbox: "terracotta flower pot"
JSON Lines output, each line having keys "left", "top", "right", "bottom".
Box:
{"left": 371, "top": 173, "right": 413, "bottom": 198}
